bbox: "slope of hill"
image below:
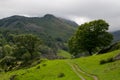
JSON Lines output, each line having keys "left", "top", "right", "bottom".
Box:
{"left": 0, "top": 14, "right": 78, "bottom": 59}
{"left": 1, "top": 50, "right": 120, "bottom": 80}
{"left": 0, "top": 14, "right": 78, "bottom": 42}
{"left": 112, "top": 30, "right": 120, "bottom": 42}
{"left": 0, "top": 60, "right": 80, "bottom": 80}
{"left": 73, "top": 50, "right": 120, "bottom": 80}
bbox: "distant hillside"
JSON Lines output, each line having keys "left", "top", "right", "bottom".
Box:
{"left": 0, "top": 14, "right": 78, "bottom": 59}
{"left": 112, "top": 30, "right": 120, "bottom": 42}
{"left": 0, "top": 14, "right": 78, "bottom": 42}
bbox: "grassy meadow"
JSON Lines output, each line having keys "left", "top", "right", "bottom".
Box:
{"left": 0, "top": 60, "right": 80, "bottom": 80}
{"left": 73, "top": 50, "right": 120, "bottom": 80}
{"left": 0, "top": 50, "right": 120, "bottom": 80}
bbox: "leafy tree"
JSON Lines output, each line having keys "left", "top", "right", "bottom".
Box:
{"left": 14, "top": 34, "right": 41, "bottom": 59}
{"left": 0, "top": 47, "right": 3, "bottom": 59}
{"left": 0, "top": 56, "right": 16, "bottom": 71}
{"left": 0, "top": 35, "right": 7, "bottom": 46}
{"left": 69, "top": 19, "right": 113, "bottom": 55}
{"left": 3, "top": 44, "right": 13, "bottom": 56}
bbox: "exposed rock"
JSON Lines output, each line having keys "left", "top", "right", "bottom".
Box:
{"left": 114, "top": 53, "right": 120, "bottom": 60}
{"left": 10, "top": 75, "right": 17, "bottom": 80}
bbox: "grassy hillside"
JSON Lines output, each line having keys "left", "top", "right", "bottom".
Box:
{"left": 57, "top": 50, "right": 72, "bottom": 59}
{"left": 0, "top": 60, "right": 80, "bottom": 80}
{"left": 0, "top": 50, "right": 120, "bottom": 80}
{"left": 73, "top": 50, "right": 120, "bottom": 80}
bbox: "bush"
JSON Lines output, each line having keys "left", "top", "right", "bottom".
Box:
{"left": 10, "top": 75, "right": 17, "bottom": 80}
{"left": 107, "top": 58, "right": 114, "bottom": 62}
{"left": 100, "top": 60, "right": 106, "bottom": 64}
{"left": 36, "top": 66, "right": 40, "bottom": 69}
{"left": 58, "top": 73, "right": 65, "bottom": 78}
{"left": 42, "top": 64, "right": 47, "bottom": 67}
{"left": 100, "top": 57, "right": 114, "bottom": 64}
{"left": 0, "top": 56, "right": 16, "bottom": 71}
{"left": 21, "top": 52, "right": 31, "bottom": 61}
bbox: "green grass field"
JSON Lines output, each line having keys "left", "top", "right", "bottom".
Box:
{"left": 73, "top": 50, "right": 120, "bottom": 80}
{"left": 0, "top": 50, "right": 120, "bottom": 80}
{"left": 57, "top": 50, "right": 72, "bottom": 59}
{"left": 0, "top": 60, "right": 80, "bottom": 80}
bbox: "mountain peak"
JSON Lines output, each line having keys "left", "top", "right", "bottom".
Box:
{"left": 10, "top": 15, "right": 26, "bottom": 18}
{"left": 43, "top": 14, "right": 56, "bottom": 19}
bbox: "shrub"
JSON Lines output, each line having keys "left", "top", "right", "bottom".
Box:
{"left": 107, "top": 57, "right": 114, "bottom": 62}
{"left": 0, "top": 56, "right": 16, "bottom": 71}
{"left": 58, "top": 73, "right": 65, "bottom": 78}
{"left": 10, "top": 75, "right": 17, "bottom": 80}
{"left": 21, "top": 52, "right": 31, "bottom": 61}
{"left": 42, "top": 64, "right": 47, "bottom": 67}
{"left": 36, "top": 66, "right": 40, "bottom": 69}
{"left": 100, "top": 57, "right": 114, "bottom": 64}
{"left": 100, "top": 60, "right": 106, "bottom": 64}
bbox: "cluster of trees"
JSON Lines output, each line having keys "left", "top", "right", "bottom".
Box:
{"left": 0, "top": 32, "right": 42, "bottom": 71}
{"left": 69, "top": 19, "right": 113, "bottom": 57}
{"left": 0, "top": 29, "right": 68, "bottom": 71}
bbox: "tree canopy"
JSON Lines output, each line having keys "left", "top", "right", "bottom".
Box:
{"left": 68, "top": 19, "right": 113, "bottom": 56}
{"left": 14, "top": 34, "right": 41, "bottom": 59}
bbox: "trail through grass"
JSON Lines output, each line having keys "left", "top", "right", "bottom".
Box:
{"left": 67, "top": 61, "right": 85, "bottom": 80}
{"left": 73, "top": 50, "right": 120, "bottom": 80}
{"left": 67, "top": 60, "right": 98, "bottom": 80}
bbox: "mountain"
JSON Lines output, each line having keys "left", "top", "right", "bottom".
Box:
{"left": 112, "top": 30, "right": 120, "bottom": 42}
{"left": 0, "top": 14, "right": 78, "bottom": 59}
{"left": 0, "top": 14, "right": 78, "bottom": 42}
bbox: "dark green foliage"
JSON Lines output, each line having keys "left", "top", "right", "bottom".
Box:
{"left": 69, "top": 19, "right": 113, "bottom": 56}
{"left": 98, "top": 41, "right": 120, "bottom": 54}
{"left": 108, "top": 42, "right": 120, "bottom": 51}
{"left": 100, "top": 57, "right": 114, "bottom": 64}
{"left": 3, "top": 44, "right": 13, "bottom": 56}
{"left": 36, "top": 66, "right": 40, "bottom": 69}
{"left": 14, "top": 34, "right": 41, "bottom": 59}
{"left": 0, "top": 33, "right": 43, "bottom": 71}
{"left": 42, "top": 64, "right": 47, "bottom": 67}
{"left": 39, "top": 45, "right": 53, "bottom": 55}
{"left": 0, "top": 56, "right": 16, "bottom": 71}
{"left": 100, "top": 60, "right": 107, "bottom": 64}
{"left": 21, "top": 52, "right": 31, "bottom": 61}
{"left": 58, "top": 73, "right": 65, "bottom": 78}
{"left": 10, "top": 75, "right": 18, "bottom": 80}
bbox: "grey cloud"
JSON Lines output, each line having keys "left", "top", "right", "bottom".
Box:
{"left": 0, "top": 0, "right": 120, "bottom": 31}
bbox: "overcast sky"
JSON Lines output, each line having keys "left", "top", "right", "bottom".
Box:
{"left": 0, "top": 0, "right": 120, "bottom": 31}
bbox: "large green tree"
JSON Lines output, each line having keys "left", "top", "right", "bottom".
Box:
{"left": 69, "top": 19, "right": 113, "bottom": 56}
{"left": 14, "top": 34, "right": 41, "bottom": 59}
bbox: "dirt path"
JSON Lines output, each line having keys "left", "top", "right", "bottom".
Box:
{"left": 67, "top": 62, "right": 86, "bottom": 80}
{"left": 67, "top": 61, "right": 99, "bottom": 80}
{"left": 74, "top": 64, "right": 99, "bottom": 80}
